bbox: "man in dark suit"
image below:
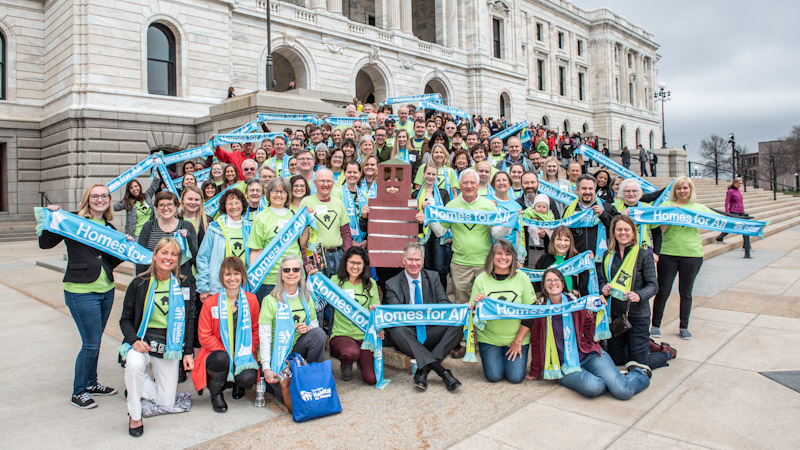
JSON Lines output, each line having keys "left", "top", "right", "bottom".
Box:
{"left": 384, "top": 243, "right": 462, "bottom": 392}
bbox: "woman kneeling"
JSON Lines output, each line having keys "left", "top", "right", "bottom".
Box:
{"left": 192, "top": 256, "right": 260, "bottom": 413}
{"left": 529, "top": 268, "right": 651, "bottom": 400}
{"left": 259, "top": 256, "right": 327, "bottom": 404}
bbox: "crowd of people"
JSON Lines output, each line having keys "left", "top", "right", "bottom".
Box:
{"left": 43, "top": 98, "right": 721, "bottom": 436}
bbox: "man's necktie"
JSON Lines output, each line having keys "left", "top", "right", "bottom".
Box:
{"left": 413, "top": 279, "right": 426, "bottom": 344}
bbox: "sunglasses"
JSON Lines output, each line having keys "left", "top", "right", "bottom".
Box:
{"left": 282, "top": 267, "right": 302, "bottom": 273}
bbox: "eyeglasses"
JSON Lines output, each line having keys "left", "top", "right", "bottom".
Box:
{"left": 90, "top": 194, "right": 110, "bottom": 200}
{"left": 157, "top": 203, "right": 175, "bottom": 209}
{"left": 271, "top": 190, "right": 287, "bottom": 196}
{"left": 282, "top": 267, "right": 302, "bottom": 273}
{"left": 347, "top": 261, "right": 364, "bottom": 267}
{"left": 545, "top": 279, "right": 562, "bottom": 284}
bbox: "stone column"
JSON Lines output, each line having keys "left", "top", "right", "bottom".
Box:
{"left": 388, "top": 0, "right": 401, "bottom": 30}
{"left": 328, "top": 0, "right": 342, "bottom": 14}
{"left": 311, "top": 0, "right": 326, "bottom": 10}
{"left": 400, "top": 0, "right": 412, "bottom": 34}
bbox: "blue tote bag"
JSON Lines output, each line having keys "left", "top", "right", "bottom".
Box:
{"left": 287, "top": 353, "right": 342, "bottom": 422}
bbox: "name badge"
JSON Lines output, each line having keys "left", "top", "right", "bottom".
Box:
{"left": 316, "top": 204, "right": 328, "bottom": 215}
{"left": 181, "top": 287, "right": 190, "bottom": 301}
{"left": 211, "top": 306, "right": 219, "bottom": 319}
{"left": 409, "top": 154, "right": 417, "bottom": 162}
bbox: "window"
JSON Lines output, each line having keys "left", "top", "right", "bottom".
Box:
{"left": 537, "top": 59, "right": 545, "bottom": 91}
{"left": 578, "top": 72, "right": 585, "bottom": 101}
{"left": 614, "top": 46, "right": 618, "bottom": 62}
{"left": 649, "top": 131, "right": 655, "bottom": 149}
{"left": 615, "top": 77, "right": 620, "bottom": 101}
{"left": 620, "top": 126, "right": 626, "bottom": 149}
{"left": 368, "top": 15, "right": 376, "bottom": 26}
{"left": 147, "top": 24, "right": 176, "bottom": 96}
{"left": 636, "top": 128, "right": 641, "bottom": 147}
{"left": 0, "top": 31, "right": 5, "bottom": 100}
{"left": 492, "top": 18, "right": 502, "bottom": 58}
{"left": 583, "top": 123, "right": 589, "bottom": 134}
{"left": 644, "top": 88, "right": 648, "bottom": 109}
{"left": 577, "top": 40, "right": 583, "bottom": 56}
{"left": 542, "top": 115, "right": 549, "bottom": 128}
{"left": 627, "top": 53, "right": 633, "bottom": 69}
{"left": 499, "top": 93, "right": 508, "bottom": 117}
{"left": 536, "top": 23, "right": 543, "bottom": 41}
{"left": 557, "top": 31, "right": 564, "bottom": 49}
{"left": 629, "top": 82, "right": 634, "bottom": 105}
{"left": 563, "top": 120, "right": 569, "bottom": 133}
{"left": 558, "top": 66, "right": 566, "bottom": 96}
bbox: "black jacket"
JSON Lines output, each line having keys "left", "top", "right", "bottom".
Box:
{"left": 39, "top": 218, "right": 124, "bottom": 284}
{"left": 597, "top": 245, "right": 658, "bottom": 318}
{"left": 534, "top": 253, "right": 591, "bottom": 297}
{"left": 119, "top": 274, "right": 196, "bottom": 355}
{"left": 568, "top": 202, "right": 618, "bottom": 255}
{"left": 384, "top": 269, "right": 450, "bottom": 305}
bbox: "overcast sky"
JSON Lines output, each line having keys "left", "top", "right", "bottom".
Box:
{"left": 576, "top": 0, "right": 800, "bottom": 161}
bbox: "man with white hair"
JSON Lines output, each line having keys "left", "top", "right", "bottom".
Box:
{"left": 345, "top": 104, "right": 357, "bottom": 118}
{"left": 299, "top": 168, "right": 352, "bottom": 277}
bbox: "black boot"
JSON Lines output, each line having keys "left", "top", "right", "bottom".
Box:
{"left": 207, "top": 370, "right": 228, "bottom": 413}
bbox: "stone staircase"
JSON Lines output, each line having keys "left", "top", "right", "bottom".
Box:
{"left": 0, "top": 214, "right": 38, "bottom": 243}
{"left": 647, "top": 177, "right": 800, "bottom": 259}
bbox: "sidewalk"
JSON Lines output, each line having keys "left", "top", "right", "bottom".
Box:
{"left": 1, "top": 227, "right": 799, "bottom": 448}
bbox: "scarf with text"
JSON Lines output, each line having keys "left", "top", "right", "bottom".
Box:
{"left": 575, "top": 145, "right": 658, "bottom": 193}
{"left": 256, "top": 113, "right": 323, "bottom": 126}
{"left": 604, "top": 246, "right": 640, "bottom": 300}
{"left": 218, "top": 289, "right": 259, "bottom": 380}
{"left": 423, "top": 204, "right": 520, "bottom": 231}
{"left": 118, "top": 275, "right": 186, "bottom": 360}
{"left": 246, "top": 209, "right": 316, "bottom": 291}
{"left": 107, "top": 156, "right": 156, "bottom": 193}
{"left": 342, "top": 185, "right": 367, "bottom": 243}
{"left": 630, "top": 206, "right": 768, "bottom": 237}
{"left": 563, "top": 198, "right": 608, "bottom": 262}
{"left": 382, "top": 93, "right": 443, "bottom": 105}
{"left": 490, "top": 120, "right": 528, "bottom": 142}
{"left": 162, "top": 143, "right": 215, "bottom": 166}
{"left": 538, "top": 179, "right": 578, "bottom": 206}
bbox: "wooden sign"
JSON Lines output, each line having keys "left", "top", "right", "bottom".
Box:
{"left": 367, "top": 159, "right": 418, "bottom": 267}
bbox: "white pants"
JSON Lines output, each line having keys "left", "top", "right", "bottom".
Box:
{"left": 124, "top": 351, "right": 179, "bottom": 420}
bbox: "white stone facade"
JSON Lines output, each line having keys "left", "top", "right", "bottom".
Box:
{"left": 0, "top": 0, "right": 662, "bottom": 215}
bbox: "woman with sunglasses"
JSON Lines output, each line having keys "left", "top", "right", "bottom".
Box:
{"left": 248, "top": 178, "right": 310, "bottom": 304}
{"left": 258, "top": 256, "right": 326, "bottom": 404}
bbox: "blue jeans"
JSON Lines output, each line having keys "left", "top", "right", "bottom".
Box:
{"left": 64, "top": 289, "right": 115, "bottom": 396}
{"left": 607, "top": 315, "right": 669, "bottom": 370}
{"left": 322, "top": 248, "right": 343, "bottom": 279}
{"left": 478, "top": 342, "right": 529, "bottom": 384}
{"left": 558, "top": 350, "right": 650, "bottom": 400}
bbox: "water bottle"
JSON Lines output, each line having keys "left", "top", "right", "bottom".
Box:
{"left": 255, "top": 377, "right": 266, "bottom": 408}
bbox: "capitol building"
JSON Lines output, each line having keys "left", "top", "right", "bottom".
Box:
{"left": 0, "top": 0, "right": 663, "bottom": 215}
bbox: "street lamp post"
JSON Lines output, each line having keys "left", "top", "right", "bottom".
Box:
{"left": 728, "top": 133, "right": 737, "bottom": 178}
{"left": 265, "top": 0, "right": 275, "bottom": 91}
{"left": 654, "top": 82, "right": 671, "bottom": 148}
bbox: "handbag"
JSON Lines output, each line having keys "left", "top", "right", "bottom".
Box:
{"left": 609, "top": 300, "right": 632, "bottom": 337}
{"left": 280, "top": 377, "right": 292, "bottom": 413}
{"left": 287, "top": 353, "right": 342, "bottom": 422}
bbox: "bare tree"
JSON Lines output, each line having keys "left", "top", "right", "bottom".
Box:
{"left": 698, "top": 134, "right": 732, "bottom": 178}
{"left": 773, "top": 125, "right": 800, "bottom": 178}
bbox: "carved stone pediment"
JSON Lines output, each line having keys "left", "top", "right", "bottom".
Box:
{"left": 486, "top": 0, "right": 510, "bottom": 16}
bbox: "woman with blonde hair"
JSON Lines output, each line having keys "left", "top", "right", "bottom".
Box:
{"left": 40, "top": 184, "right": 127, "bottom": 409}
{"left": 413, "top": 143, "right": 459, "bottom": 198}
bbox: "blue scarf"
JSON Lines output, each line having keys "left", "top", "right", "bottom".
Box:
{"left": 537, "top": 179, "right": 578, "bottom": 206}
{"left": 107, "top": 156, "right": 156, "bottom": 193}
{"left": 324, "top": 117, "right": 360, "bottom": 127}
{"left": 490, "top": 120, "right": 528, "bottom": 141}
{"left": 360, "top": 180, "right": 378, "bottom": 199}
{"left": 520, "top": 251, "right": 594, "bottom": 282}
{"left": 162, "top": 143, "right": 215, "bottom": 166}
{"left": 246, "top": 209, "right": 316, "bottom": 291}
{"left": 575, "top": 144, "right": 658, "bottom": 193}
{"left": 117, "top": 275, "right": 186, "bottom": 360}
{"left": 418, "top": 101, "right": 470, "bottom": 122}
{"left": 218, "top": 289, "right": 259, "bottom": 380}
{"left": 423, "top": 205, "right": 520, "bottom": 231}
{"left": 173, "top": 230, "right": 191, "bottom": 264}
{"left": 35, "top": 207, "right": 153, "bottom": 265}
{"left": 230, "top": 120, "right": 259, "bottom": 134}
{"left": 155, "top": 158, "right": 179, "bottom": 196}
{"left": 213, "top": 133, "right": 281, "bottom": 146}
{"left": 269, "top": 156, "right": 290, "bottom": 178}
{"left": 522, "top": 208, "right": 597, "bottom": 229}
{"left": 307, "top": 273, "right": 370, "bottom": 332}
{"left": 652, "top": 179, "right": 674, "bottom": 207}
{"left": 630, "top": 206, "right": 768, "bottom": 237}
{"left": 382, "top": 93, "right": 442, "bottom": 105}
{"left": 257, "top": 113, "right": 322, "bottom": 126}
{"left": 563, "top": 199, "right": 609, "bottom": 263}
{"left": 342, "top": 185, "right": 367, "bottom": 243}
{"left": 204, "top": 184, "right": 239, "bottom": 217}
{"left": 174, "top": 168, "right": 211, "bottom": 190}
{"left": 270, "top": 298, "right": 296, "bottom": 374}
{"left": 361, "top": 304, "right": 471, "bottom": 390}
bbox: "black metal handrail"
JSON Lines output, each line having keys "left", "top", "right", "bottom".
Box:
{"left": 687, "top": 160, "right": 797, "bottom": 200}
{"left": 39, "top": 192, "right": 52, "bottom": 207}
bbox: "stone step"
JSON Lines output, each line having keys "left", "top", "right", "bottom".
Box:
{"left": 36, "top": 258, "right": 134, "bottom": 292}
{"left": 701, "top": 214, "right": 800, "bottom": 259}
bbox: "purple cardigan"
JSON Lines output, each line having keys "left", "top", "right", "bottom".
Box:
{"left": 725, "top": 188, "right": 744, "bottom": 213}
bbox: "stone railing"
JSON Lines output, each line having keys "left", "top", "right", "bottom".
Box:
{"left": 348, "top": 23, "right": 366, "bottom": 36}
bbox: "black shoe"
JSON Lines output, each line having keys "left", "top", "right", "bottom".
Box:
{"left": 715, "top": 236, "right": 724, "bottom": 243}
{"left": 70, "top": 392, "right": 97, "bottom": 409}
{"left": 85, "top": 383, "right": 117, "bottom": 396}
{"left": 211, "top": 393, "right": 228, "bottom": 413}
{"left": 178, "top": 365, "right": 187, "bottom": 384}
{"left": 441, "top": 370, "right": 461, "bottom": 392}
{"left": 413, "top": 368, "right": 429, "bottom": 390}
{"left": 341, "top": 362, "right": 353, "bottom": 381}
{"left": 232, "top": 385, "right": 245, "bottom": 400}
{"left": 626, "top": 361, "right": 653, "bottom": 379}
{"left": 128, "top": 417, "right": 144, "bottom": 438}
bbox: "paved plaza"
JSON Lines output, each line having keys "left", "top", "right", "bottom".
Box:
{"left": 2, "top": 227, "right": 800, "bottom": 449}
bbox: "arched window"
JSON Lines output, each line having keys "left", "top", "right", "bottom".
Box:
{"left": 542, "top": 115, "right": 549, "bottom": 128}
{"left": 147, "top": 23, "right": 176, "bottom": 96}
{"left": 0, "top": 31, "right": 5, "bottom": 100}
{"left": 563, "top": 120, "right": 570, "bottom": 133}
{"left": 582, "top": 122, "right": 589, "bottom": 134}
{"left": 620, "top": 125, "right": 626, "bottom": 149}
{"left": 649, "top": 131, "right": 655, "bottom": 149}
{"left": 499, "top": 94, "right": 506, "bottom": 117}
{"left": 636, "top": 128, "right": 641, "bottom": 147}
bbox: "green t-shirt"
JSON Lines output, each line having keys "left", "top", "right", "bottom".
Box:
{"left": 247, "top": 208, "right": 300, "bottom": 285}
{"left": 265, "top": 156, "right": 288, "bottom": 178}
{"left": 441, "top": 195, "right": 496, "bottom": 267}
{"left": 659, "top": 201, "right": 716, "bottom": 258}
{"left": 63, "top": 218, "right": 116, "bottom": 294}
{"left": 135, "top": 201, "right": 151, "bottom": 236}
{"left": 412, "top": 138, "right": 426, "bottom": 152}
{"left": 225, "top": 224, "right": 247, "bottom": 264}
{"left": 471, "top": 271, "right": 536, "bottom": 346}
{"left": 413, "top": 164, "right": 460, "bottom": 191}
{"left": 146, "top": 279, "right": 171, "bottom": 329}
{"left": 259, "top": 291, "right": 318, "bottom": 348}
{"left": 299, "top": 196, "right": 349, "bottom": 248}
{"left": 330, "top": 276, "right": 379, "bottom": 340}
{"left": 396, "top": 120, "right": 414, "bottom": 137}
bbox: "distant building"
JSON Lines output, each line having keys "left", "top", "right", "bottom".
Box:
{"left": 755, "top": 141, "right": 800, "bottom": 191}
